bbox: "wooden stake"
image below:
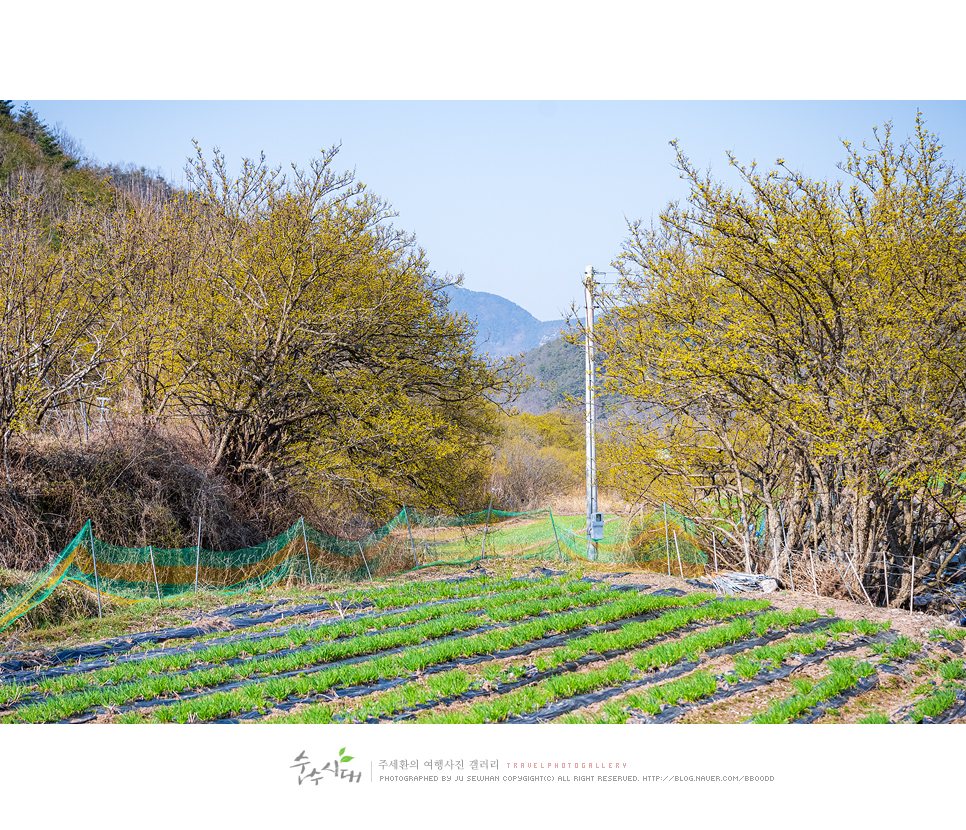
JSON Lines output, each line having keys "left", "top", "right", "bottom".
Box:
{"left": 832, "top": 556, "right": 857, "bottom": 604}
{"left": 358, "top": 541, "right": 373, "bottom": 582}
{"left": 301, "top": 517, "right": 314, "bottom": 585}
{"left": 663, "top": 503, "right": 671, "bottom": 575}
{"left": 404, "top": 506, "right": 418, "bottom": 567}
{"left": 88, "top": 521, "right": 102, "bottom": 619}
{"left": 809, "top": 546, "right": 818, "bottom": 596}
{"left": 549, "top": 507, "right": 563, "bottom": 561}
{"left": 910, "top": 556, "right": 916, "bottom": 613}
{"left": 480, "top": 492, "right": 494, "bottom": 561}
{"left": 882, "top": 548, "right": 890, "bottom": 607}
{"left": 712, "top": 532, "right": 718, "bottom": 573}
{"left": 673, "top": 529, "right": 684, "bottom": 579}
{"left": 844, "top": 549, "right": 874, "bottom": 606}
{"left": 194, "top": 515, "right": 202, "bottom": 593}
{"left": 779, "top": 509, "right": 795, "bottom": 591}
{"left": 149, "top": 545, "right": 161, "bottom": 604}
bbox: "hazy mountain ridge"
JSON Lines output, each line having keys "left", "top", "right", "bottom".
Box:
{"left": 444, "top": 286, "right": 585, "bottom": 414}
{"left": 445, "top": 286, "right": 566, "bottom": 357}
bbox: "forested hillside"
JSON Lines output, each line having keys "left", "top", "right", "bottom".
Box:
{"left": 513, "top": 337, "right": 582, "bottom": 414}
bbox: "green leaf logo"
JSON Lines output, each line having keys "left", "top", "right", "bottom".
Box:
{"left": 339, "top": 748, "right": 354, "bottom": 763}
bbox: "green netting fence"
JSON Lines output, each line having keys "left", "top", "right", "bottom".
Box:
{"left": 0, "top": 505, "right": 709, "bottom": 632}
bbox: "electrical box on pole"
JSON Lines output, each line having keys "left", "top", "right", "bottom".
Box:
{"left": 589, "top": 511, "right": 604, "bottom": 541}
{"left": 584, "top": 266, "right": 600, "bottom": 558}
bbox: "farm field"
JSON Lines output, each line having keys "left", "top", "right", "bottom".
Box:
{"left": 3, "top": 558, "right": 965, "bottom": 726}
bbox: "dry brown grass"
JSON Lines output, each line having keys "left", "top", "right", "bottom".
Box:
{"left": 0, "top": 418, "right": 306, "bottom": 571}
{"left": 0, "top": 568, "right": 120, "bottom": 632}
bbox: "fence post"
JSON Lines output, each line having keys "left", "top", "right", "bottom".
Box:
{"left": 832, "top": 556, "right": 857, "bottom": 604}
{"left": 149, "top": 545, "right": 162, "bottom": 604}
{"left": 549, "top": 507, "right": 563, "bottom": 561}
{"left": 404, "top": 506, "right": 418, "bottom": 567}
{"left": 844, "top": 549, "right": 874, "bottom": 606}
{"left": 779, "top": 508, "right": 795, "bottom": 591}
{"left": 301, "top": 517, "right": 314, "bottom": 585}
{"left": 712, "top": 531, "right": 718, "bottom": 573}
{"left": 80, "top": 400, "right": 90, "bottom": 444}
{"left": 194, "top": 516, "right": 202, "bottom": 593}
{"left": 357, "top": 541, "right": 373, "bottom": 582}
{"left": 88, "top": 521, "right": 102, "bottom": 619}
{"left": 910, "top": 556, "right": 916, "bottom": 613}
{"left": 663, "top": 503, "right": 671, "bottom": 576}
{"left": 809, "top": 546, "right": 818, "bottom": 596}
{"left": 673, "top": 529, "right": 685, "bottom": 579}
{"left": 882, "top": 548, "right": 890, "bottom": 607}
{"left": 480, "top": 492, "right": 494, "bottom": 561}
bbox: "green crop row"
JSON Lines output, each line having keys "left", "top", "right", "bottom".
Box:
{"left": 119, "top": 592, "right": 719, "bottom": 724}
{"left": 141, "top": 592, "right": 719, "bottom": 724}
{"left": 1, "top": 578, "right": 603, "bottom": 704}
{"left": 732, "top": 618, "right": 890, "bottom": 679}
{"left": 565, "top": 618, "right": 890, "bottom": 724}
{"left": 411, "top": 607, "right": 821, "bottom": 724}
{"left": 908, "top": 658, "right": 966, "bottom": 722}
{"left": 747, "top": 657, "right": 876, "bottom": 724}
{"left": 338, "top": 574, "right": 571, "bottom": 611}
{"left": 264, "top": 597, "right": 776, "bottom": 725}
{"left": 124, "top": 575, "right": 565, "bottom": 653}
{"left": 859, "top": 657, "right": 965, "bottom": 723}
{"left": 4, "top": 590, "right": 714, "bottom": 723}
{"left": 558, "top": 671, "right": 719, "bottom": 723}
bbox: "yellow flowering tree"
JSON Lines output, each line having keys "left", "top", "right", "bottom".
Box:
{"left": 175, "top": 145, "right": 515, "bottom": 516}
{"left": 599, "top": 115, "right": 966, "bottom": 606}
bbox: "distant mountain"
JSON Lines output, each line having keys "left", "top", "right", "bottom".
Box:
{"left": 513, "top": 337, "right": 584, "bottom": 414}
{"left": 446, "top": 287, "right": 566, "bottom": 357}
{"left": 513, "top": 332, "right": 621, "bottom": 418}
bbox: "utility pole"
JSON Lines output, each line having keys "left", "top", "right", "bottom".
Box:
{"left": 584, "top": 266, "right": 603, "bottom": 560}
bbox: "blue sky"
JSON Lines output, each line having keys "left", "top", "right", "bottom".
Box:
{"left": 11, "top": 100, "right": 966, "bottom": 321}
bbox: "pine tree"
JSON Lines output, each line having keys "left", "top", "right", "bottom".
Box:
{"left": 15, "top": 102, "right": 64, "bottom": 159}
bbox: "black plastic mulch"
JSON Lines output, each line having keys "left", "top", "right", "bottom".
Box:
{"left": 5, "top": 608, "right": 516, "bottom": 712}
{"left": 210, "top": 615, "right": 696, "bottom": 726}
{"left": 921, "top": 687, "right": 966, "bottom": 723}
{"left": 299, "top": 605, "right": 798, "bottom": 725}
{"left": 0, "top": 597, "right": 378, "bottom": 677}
{"left": 0, "top": 574, "right": 578, "bottom": 677}
{"left": 2, "top": 589, "right": 526, "bottom": 686}
{"left": 356, "top": 608, "right": 775, "bottom": 724}
{"left": 51, "top": 588, "right": 680, "bottom": 723}
{"left": 645, "top": 630, "right": 898, "bottom": 725}
{"left": 2, "top": 578, "right": 632, "bottom": 687}
{"left": 190, "top": 601, "right": 285, "bottom": 619}
{"left": 501, "top": 617, "right": 863, "bottom": 724}
{"left": 0, "top": 599, "right": 379, "bottom": 684}
{"left": 790, "top": 675, "right": 881, "bottom": 723}
{"left": 1, "top": 577, "right": 669, "bottom": 686}
{"left": 892, "top": 667, "right": 966, "bottom": 724}
{"left": 932, "top": 637, "right": 964, "bottom": 655}
{"left": 53, "top": 618, "right": 515, "bottom": 723}
{"left": 200, "top": 597, "right": 722, "bottom": 724}
{"left": 529, "top": 568, "right": 567, "bottom": 578}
